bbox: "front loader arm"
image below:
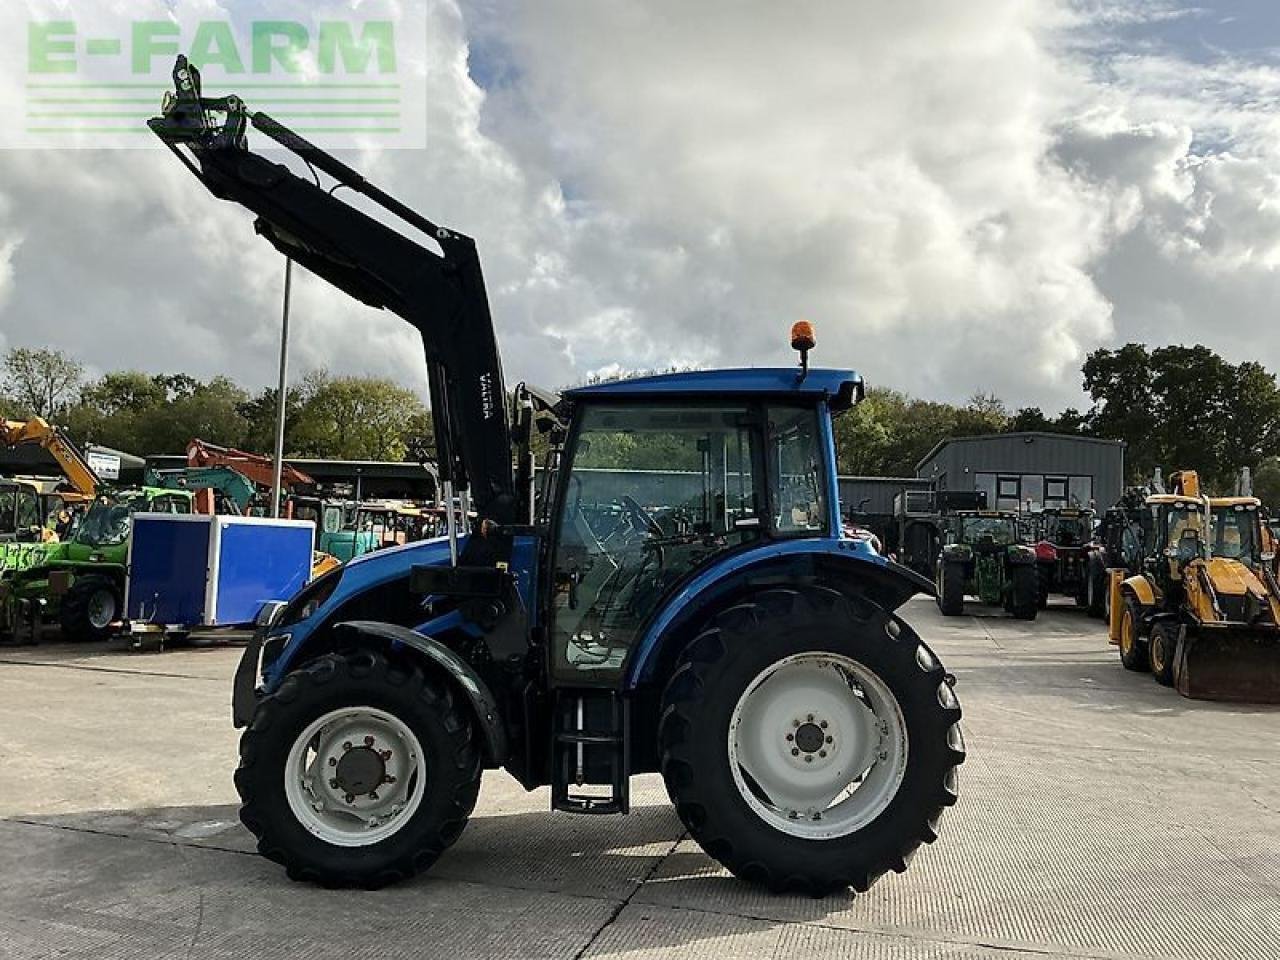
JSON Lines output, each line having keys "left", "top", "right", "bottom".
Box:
{"left": 148, "top": 57, "right": 516, "bottom": 524}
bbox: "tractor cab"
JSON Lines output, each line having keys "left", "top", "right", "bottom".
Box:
{"left": 547, "top": 370, "right": 850, "bottom": 679}
{"left": 0, "top": 479, "right": 47, "bottom": 543}
{"left": 949, "top": 511, "right": 1020, "bottom": 551}
{"left": 73, "top": 488, "right": 192, "bottom": 552}
{"left": 1142, "top": 494, "right": 1209, "bottom": 586}
{"left": 1039, "top": 508, "right": 1094, "bottom": 549}
{"left": 1208, "top": 498, "right": 1268, "bottom": 568}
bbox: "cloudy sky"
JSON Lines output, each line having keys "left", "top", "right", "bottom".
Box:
{"left": 1, "top": 0, "right": 1279, "bottom": 413}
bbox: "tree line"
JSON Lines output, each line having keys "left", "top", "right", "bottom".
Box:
{"left": 837, "top": 343, "right": 1280, "bottom": 504}
{"left": 1, "top": 348, "right": 432, "bottom": 462}
{"left": 5, "top": 343, "right": 1280, "bottom": 505}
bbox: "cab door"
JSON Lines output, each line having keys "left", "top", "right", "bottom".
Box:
{"left": 547, "top": 403, "right": 766, "bottom": 682}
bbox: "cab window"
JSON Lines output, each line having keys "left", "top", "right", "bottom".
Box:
{"left": 769, "top": 406, "right": 827, "bottom": 535}
{"left": 550, "top": 404, "right": 763, "bottom": 677}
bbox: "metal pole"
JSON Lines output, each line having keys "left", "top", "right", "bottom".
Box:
{"left": 443, "top": 479, "right": 458, "bottom": 565}
{"left": 270, "top": 258, "right": 293, "bottom": 518}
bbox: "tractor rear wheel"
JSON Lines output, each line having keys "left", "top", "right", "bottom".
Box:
{"left": 1149, "top": 623, "right": 1176, "bottom": 686}
{"left": 937, "top": 561, "right": 965, "bottom": 616}
{"left": 59, "top": 575, "right": 120, "bottom": 642}
{"left": 1010, "top": 566, "right": 1038, "bottom": 620}
{"left": 1118, "top": 597, "right": 1148, "bottom": 672}
{"left": 1036, "top": 566, "right": 1050, "bottom": 610}
{"left": 1085, "top": 558, "right": 1108, "bottom": 619}
{"left": 659, "top": 588, "right": 964, "bottom": 896}
{"left": 236, "top": 650, "right": 481, "bottom": 888}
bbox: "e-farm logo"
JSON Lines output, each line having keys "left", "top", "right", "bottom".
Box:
{"left": 3, "top": 2, "right": 427, "bottom": 149}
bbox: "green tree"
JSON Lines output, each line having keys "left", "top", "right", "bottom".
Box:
{"left": 63, "top": 372, "right": 249, "bottom": 455}
{"left": 1081, "top": 343, "right": 1280, "bottom": 490}
{"left": 291, "top": 371, "right": 428, "bottom": 460}
{"left": 2, "top": 347, "right": 84, "bottom": 418}
{"left": 238, "top": 384, "right": 307, "bottom": 455}
{"left": 834, "top": 389, "right": 1012, "bottom": 477}
{"left": 1254, "top": 458, "right": 1280, "bottom": 511}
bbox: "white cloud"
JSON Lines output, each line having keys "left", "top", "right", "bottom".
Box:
{"left": 0, "top": 0, "right": 1277, "bottom": 417}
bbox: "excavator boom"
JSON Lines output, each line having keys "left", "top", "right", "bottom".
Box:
{"left": 0, "top": 418, "right": 99, "bottom": 498}
{"left": 144, "top": 465, "right": 258, "bottom": 514}
{"left": 186, "top": 439, "right": 312, "bottom": 491}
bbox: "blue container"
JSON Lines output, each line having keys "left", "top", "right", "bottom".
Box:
{"left": 127, "top": 515, "right": 315, "bottom": 628}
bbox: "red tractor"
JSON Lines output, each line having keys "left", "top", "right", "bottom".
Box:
{"left": 1033, "top": 508, "right": 1096, "bottom": 609}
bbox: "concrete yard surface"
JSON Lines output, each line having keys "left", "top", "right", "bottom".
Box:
{"left": 1, "top": 596, "right": 1278, "bottom": 959}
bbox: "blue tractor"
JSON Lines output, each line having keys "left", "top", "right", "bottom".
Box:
{"left": 151, "top": 58, "right": 963, "bottom": 895}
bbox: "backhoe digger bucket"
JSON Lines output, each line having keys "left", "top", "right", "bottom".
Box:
{"left": 1173, "top": 629, "right": 1280, "bottom": 703}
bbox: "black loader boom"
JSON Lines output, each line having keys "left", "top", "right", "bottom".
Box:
{"left": 148, "top": 56, "right": 518, "bottom": 532}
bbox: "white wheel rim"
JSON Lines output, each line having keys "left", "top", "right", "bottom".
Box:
{"left": 88, "top": 590, "right": 115, "bottom": 629}
{"left": 728, "top": 653, "right": 908, "bottom": 840}
{"left": 284, "top": 706, "right": 427, "bottom": 847}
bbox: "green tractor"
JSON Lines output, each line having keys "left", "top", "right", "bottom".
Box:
{"left": 0, "top": 486, "right": 193, "bottom": 644}
{"left": 935, "top": 511, "right": 1039, "bottom": 620}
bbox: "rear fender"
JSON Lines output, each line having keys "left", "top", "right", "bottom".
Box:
{"left": 332, "top": 619, "right": 508, "bottom": 765}
{"left": 624, "top": 538, "right": 934, "bottom": 689}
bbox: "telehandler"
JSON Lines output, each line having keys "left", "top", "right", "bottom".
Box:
{"left": 148, "top": 56, "right": 964, "bottom": 895}
{"left": 1108, "top": 471, "right": 1280, "bottom": 702}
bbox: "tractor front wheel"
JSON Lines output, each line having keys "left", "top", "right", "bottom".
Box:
{"left": 1149, "top": 623, "right": 1176, "bottom": 686}
{"left": 236, "top": 650, "right": 481, "bottom": 887}
{"left": 659, "top": 588, "right": 964, "bottom": 896}
{"left": 1085, "top": 558, "right": 1108, "bottom": 619}
{"left": 59, "top": 575, "right": 120, "bottom": 642}
{"left": 1010, "top": 566, "right": 1038, "bottom": 620}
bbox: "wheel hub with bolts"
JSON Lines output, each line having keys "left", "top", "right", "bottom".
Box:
{"left": 284, "top": 707, "right": 425, "bottom": 846}
{"left": 729, "top": 653, "right": 908, "bottom": 839}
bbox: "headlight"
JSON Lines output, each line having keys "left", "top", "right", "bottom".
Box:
{"left": 277, "top": 568, "right": 342, "bottom": 628}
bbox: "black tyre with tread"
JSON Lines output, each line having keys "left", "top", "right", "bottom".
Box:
{"left": 59, "top": 574, "right": 120, "bottom": 642}
{"left": 1036, "top": 565, "right": 1051, "bottom": 610}
{"left": 659, "top": 588, "right": 964, "bottom": 897}
{"left": 1010, "top": 565, "right": 1039, "bottom": 620}
{"left": 236, "top": 650, "right": 481, "bottom": 888}
{"left": 1085, "top": 557, "right": 1108, "bottom": 617}
{"left": 1118, "top": 595, "right": 1148, "bottom": 672}
{"left": 1149, "top": 622, "right": 1176, "bottom": 686}
{"left": 937, "top": 561, "right": 965, "bottom": 616}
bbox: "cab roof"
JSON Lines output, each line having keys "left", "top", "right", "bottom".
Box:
{"left": 1210, "top": 496, "right": 1261, "bottom": 508}
{"left": 1146, "top": 493, "right": 1204, "bottom": 508}
{"left": 564, "top": 368, "right": 863, "bottom": 412}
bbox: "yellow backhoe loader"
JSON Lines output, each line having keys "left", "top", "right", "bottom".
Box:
{"left": 1108, "top": 470, "right": 1280, "bottom": 702}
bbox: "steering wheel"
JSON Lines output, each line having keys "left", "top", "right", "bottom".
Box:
{"left": 618, "top": 495, "right": 663, "bottom": 538}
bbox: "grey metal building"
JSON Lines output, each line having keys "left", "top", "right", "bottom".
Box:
{"left": 915, "top": 432, "right": 1125, "bottom": 512}
{"left": 837, "top": 476, "right": 933, "bottom": 516}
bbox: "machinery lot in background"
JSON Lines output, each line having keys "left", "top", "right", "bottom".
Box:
{"left": 1, "top": 596, "right": 1275, "bottom": 960}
